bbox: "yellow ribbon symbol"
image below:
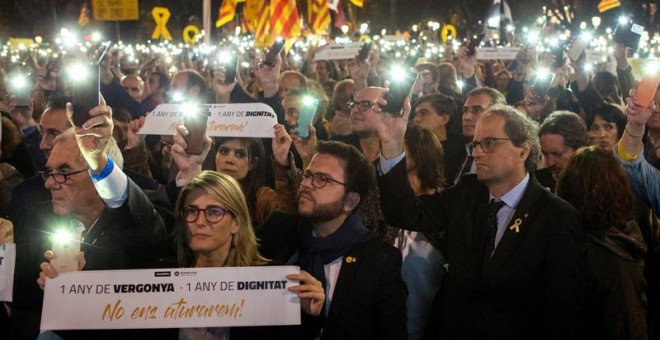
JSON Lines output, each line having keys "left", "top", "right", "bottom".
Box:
{"left": 509, "top": 218, "right": 523, "bottom": 233}
{"left": 151, "top": 7, "right": 173, "bottom": 41}
{"left": 183, "top": 25, "right": 200, "bottom": 45}
{"left": 441, "top": 24, "right": 457, "bottom": 42}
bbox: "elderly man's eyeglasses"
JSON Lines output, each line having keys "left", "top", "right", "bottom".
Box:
{"left": 302, "top": 170, "right": 347, "bottom": 189}
{"left": 181, "top": 205, "right": 232, "bottom": 223}
{"left": 347, "top": 100, "right": 377, "bottom": 113}
{"left": 466, "top": 138, "right": 512, "bottom": 156}
{"left": 40, "top": 169, "right": 88, "bottom": 184}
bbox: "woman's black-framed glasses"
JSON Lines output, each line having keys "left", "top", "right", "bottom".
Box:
{"left": 39, "top": 169, "right": 89, "bottom": 184}
{"left": 302, "top": 170, "right": 347, "bottom": 189}
{"left": 182, "top": 205, "right": 232, "bottom": 223}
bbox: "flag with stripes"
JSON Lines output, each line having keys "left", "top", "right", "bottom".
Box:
{"left": 309, "top": 0, "right": 330, "bottom": 33}
{"left": 597, "top": 0, "right": 620, "bottom": 13}
{"left": 216, "top": 0, "right": 237, "bottom": 27}
{"left": 255, "top": 0, "right": 271, "bottom": 47}
{"left": 349, "top": 0, "right": 363, "bottom": 8}
{"left": 270, "top": 0, "right": 301, "bottom": 39}
{"left": 242, "top": 0, "right": 262, "bottom": 33}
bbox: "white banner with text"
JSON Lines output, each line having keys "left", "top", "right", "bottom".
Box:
{"left": 41, "top": 266, "right": 301, "bottom": 330}
{"left": 139, "top": 103, "right": 278, "bottom": 138}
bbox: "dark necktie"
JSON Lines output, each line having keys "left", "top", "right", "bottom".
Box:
{"left": 484, "top": 199, "right": 506, "bottom": 261}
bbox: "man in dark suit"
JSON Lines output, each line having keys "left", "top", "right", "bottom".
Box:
{"left": 375, "top": 102, "right": 585, "bottom": 339}
{"left": 257, "top": 141, "right": 407, "bottom": 340}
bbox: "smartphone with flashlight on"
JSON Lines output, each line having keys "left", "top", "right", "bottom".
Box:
{"left": 263, "top": 39, "right": 286, "bottom": 67}
{"left": 357, "top": 40, "right": 373, "bottom": 62}
{"left": 552, "top": 41, "right": 565, "bottom": 68}
{"left": 50, "top": 232, "right": 80, "bottom": 273}
{"left": 614, "top": 19, "right": 644, "bottom": 57}
{"left": 466, "top": 33, "right": 486, "bottom": 57}
{"left": 71, "top": 64, "right": 101, "bottom": 128}
{"left": 11, "top": 74, "right": 31, "bottom": 108}
{"left": 184, "top": 105, "right": 210, "bottom": 155}
{"left": 296, "top": 96, "right": 319, "bottom": 138}
{"left": 529, "top": 71, "right": 554, "bottom": 104}
{"left": 71, "top": 42, "right": 111, "bottom": 127}
{"left": 218, "top": 53, "right": 238, "bottom": 84}
{"left": 383, "top": 71, "right": 418, "bottom": 115}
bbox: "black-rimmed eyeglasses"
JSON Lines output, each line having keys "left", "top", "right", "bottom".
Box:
{"left": 40, "top": 169, "right": 89, "bottom": 184}
{"left": 347, "top": 100, "right": 376, "bottom": 113}
{"left": 466, "top": 138, "right": 512, "bottom": 156}
{"left": 302, "top": 170, "right": 347, "bottom": 189}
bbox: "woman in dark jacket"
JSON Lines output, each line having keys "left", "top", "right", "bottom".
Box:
{"left": 557, "top": 146, "right": 647, "bottom": 339}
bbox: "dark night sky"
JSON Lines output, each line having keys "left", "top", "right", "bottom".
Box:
{"left": 0, "top": 0, "right": 650, "bottom": 42}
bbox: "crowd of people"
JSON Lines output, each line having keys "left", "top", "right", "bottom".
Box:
{"left": 0, "top": 28, "right": 659, "bottom": 340}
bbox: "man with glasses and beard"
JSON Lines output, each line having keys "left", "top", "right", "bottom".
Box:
{"left": 257, "top": 141, "right": 407, "bottom": 340}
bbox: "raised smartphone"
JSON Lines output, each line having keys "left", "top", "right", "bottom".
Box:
{"left": 383, "top": 71, "right": 418, "bottom": 115}
{"left": 184, "top": 105, "right": 210, "bottom": 155}
{"left": 357, "top": 40, "right": 373, "bottom": 62}
{"left": 263, "top": 39, "right": 285, "bottom": 67}
{"left": 296, "top": 97, "right": 319, "bottom": 138}
{"left": 614, "top": 20, "right": 644, "bottom": 56}
{"left": 51, "top": 235, "right": 80, "bottom": 273}
{"left": 71, "top": 64, "right": 100, "bottom": 128}
{"left": 467, "top": 33, "right": 486, "bottom": 56}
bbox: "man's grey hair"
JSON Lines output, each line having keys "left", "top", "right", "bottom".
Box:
{"left": 467, "top": 87, "right": 507, "bottom": 107}
{"left": 484, "top": 104, "right": 540, "bottom": 172}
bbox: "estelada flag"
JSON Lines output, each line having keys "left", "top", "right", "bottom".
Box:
{"left": 309, "top": 0, "right": 330, "bottom": 33}
{"left": 216, "top": 0, "right": 237, "bottom": 27}
{"left": 270, "top": 0, "right": 301, "bottom": 39}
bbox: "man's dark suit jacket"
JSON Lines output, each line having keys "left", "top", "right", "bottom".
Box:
{"left": 379, "top": 159, "right": 585, "bottom": 339}
{"left": 257, "top": 212, "right": 408, "bottom": 340}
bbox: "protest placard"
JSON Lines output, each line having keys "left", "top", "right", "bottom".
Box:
{"left": 0, "top": 243, "right": 15, "bottom": 301}
{"left": 476, "top": 47, "right": 521, "bottom": 60}
{"left": 41, "top": 266, "right": 300, "bottom": 330}
{"left": 139, "top": 103, "right": 278, "bottom": 138}
{"left": 314, "top": 42, "right": 363, "bottom": 60}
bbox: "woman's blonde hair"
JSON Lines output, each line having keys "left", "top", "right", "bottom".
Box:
{"left": 175, "top": 170, "right": 268, "bottom": 267}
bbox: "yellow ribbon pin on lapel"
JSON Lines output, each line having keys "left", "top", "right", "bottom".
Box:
{"left": 509, "top": 218, "right": 523, "bottom": 233}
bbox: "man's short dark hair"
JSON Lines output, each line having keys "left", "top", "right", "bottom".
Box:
{"left": 539, "top": 111, "right": 589, "bottom": 150}
{"left": 417, "top": 94, "right": 457, "bottom": 120}
{"left": 151, "top": 71, "right": 170, "bottom": 92}
{"left": 315, "top": 141, "right": 376, "bottom": 211}
{"left": 45, "top": 93, "right": 72, "bottom": 111}
{"left": 415, "top": 63, "right": 439, "bottom": 83}
{"left": 467, "top": 87, "right": 507, "bottom": 107}
{"left": 181, "top": 70, "right": 207, "bottom": 94}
